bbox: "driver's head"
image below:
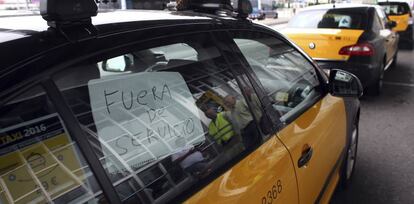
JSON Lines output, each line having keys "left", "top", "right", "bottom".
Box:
{"left": 204, "top": 106, "right": 217, "bottom": 120}
{"left": 224, "top": 95, "right": 236, "bottom": 110}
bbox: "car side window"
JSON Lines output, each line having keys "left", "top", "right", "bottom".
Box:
{"left": 231, "top": 31, "right": 322, "bottom": 122}
{"left": 51, "top": 33, "right": 266, "bottom": 203}
{"left": 375, "top": 8, "right": 388, "bottom": 29}
{"left": 372, "top": 12, "right": 384, "bottom": 32}
{"left": 0, "top": 85, "right": 104, "bottom": 203}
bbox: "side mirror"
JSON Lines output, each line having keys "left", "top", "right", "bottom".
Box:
{"left": 386, "top": 20, "right": 397, "bottom": 29}
{"left": 102, "top": 55, "right": 132, "bottom": 72}
{"left": 166, "top": 1, "right": 177, "bottom": 11}
{"left": 329, "top": 69, "right": 363, "bottom": 97}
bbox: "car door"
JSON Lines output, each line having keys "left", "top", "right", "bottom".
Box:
{"left": 229, "top": 30, "right": 348, "bottom": 204}
{"left": 22, "top": 30, "right": 300, "bottom": 204}
{"left": 184, "top": 32, "right": 299, "bottom": 204}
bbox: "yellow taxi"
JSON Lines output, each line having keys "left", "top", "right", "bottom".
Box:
{"left": 379, "top": 0, "right": 413, "bottom": 49}
{"left": 282, "top": 4, "right": 399, "bottom": 95}
{"left": 0, "top": 0, "right": 362, "bottom": 203}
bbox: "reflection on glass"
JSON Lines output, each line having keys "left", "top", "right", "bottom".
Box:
{"left": 0, "top": 114, "right": 101, "bottom": 204}
{"left": 0, "top": 86, "right": 103, "bottom": 204}
{"left": 54, "top": 36, "right": 265, "bottom": 203}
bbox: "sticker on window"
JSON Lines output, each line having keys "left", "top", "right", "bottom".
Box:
{"left": 338, "top": 16, "right": 352, "bottom": 28}
{"left": 0, "top": 114, "right": 88, "bottom": 203}
{"left": 88, "top": 72, "right": 205, "bottom": 169}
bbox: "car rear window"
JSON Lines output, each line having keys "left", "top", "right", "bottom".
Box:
{"left": 288, "top": 8, "right": 368, "bottom": 30}
{"left": 379, "top": 2, "right": 411, "bottom": 15}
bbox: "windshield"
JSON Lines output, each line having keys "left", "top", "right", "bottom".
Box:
{"left": 379, "top": 2, "right": 411, "bottom": 15}
{"left": 288, "top": 8, "right": 368, "bottom": 30}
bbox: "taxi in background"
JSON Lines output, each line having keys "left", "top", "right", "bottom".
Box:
{"left": 282, "top": 4, "right": 399, "bottom": 95}
{"left": 0, "top": 0, "right": 362, "bottom": 203}
{"left": 379, "top": 0, "right": 413, "bottom": 49}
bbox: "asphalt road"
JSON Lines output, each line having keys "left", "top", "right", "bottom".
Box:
{"left": 331, "top": 48, "right": 414, "bottom": 203}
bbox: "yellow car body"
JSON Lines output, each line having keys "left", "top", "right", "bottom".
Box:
{"left": 389, "top": 13, "right": 411, "bottom": 32}
{"left": 0, "top": 2, "right": 362, "bottom": 203}
{"left": 186, "top": 96, "right": 349, "bottom": 204}
{"left": 282, "top": 28, "right": 364, "bottom": 61}
{"left": 378, "top": 1, "right": 413, "bottom": 49}
{"left": 282, "top": 4, "right": 399, "bottom": 95}
{"left": 378, "top": 0, "right": 412, "bottom": 32}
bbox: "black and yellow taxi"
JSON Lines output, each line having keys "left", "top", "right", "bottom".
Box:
{"left": 282, "top": 3, "right": 399, "bottom": 95}
{"left": 378, "top": 0, "right": 413, "bottom": 49}
{"left": 0, "top": 0, "right": 362, "bottom": 203}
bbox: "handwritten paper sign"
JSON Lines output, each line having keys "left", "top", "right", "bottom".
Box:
{"left": 88, "top": 72, "right": 205, "bottom": 169}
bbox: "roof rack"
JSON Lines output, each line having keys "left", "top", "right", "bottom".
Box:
{"left": 40, "top": 0, "right": 98, "bottom": 42}
{"left": 235, "top": 0, "right": 253, "bottom": 19}
{"left": 39, "top": 0, "right": 252, "bottom": 41}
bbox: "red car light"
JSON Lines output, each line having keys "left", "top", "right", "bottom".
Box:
{"left": 339, "top": 43, "right": 374, "bottom": 56}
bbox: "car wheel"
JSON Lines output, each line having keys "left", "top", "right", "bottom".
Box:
{"left": 367, "top": 61, "right": 384, "bottom": 96}
{"left": 340, "top": 119, "right": 359, "bottom": 189}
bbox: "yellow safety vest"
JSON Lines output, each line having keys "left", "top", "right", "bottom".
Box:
{"left": 208, "top": 112, "right": 235, "bottom": 144}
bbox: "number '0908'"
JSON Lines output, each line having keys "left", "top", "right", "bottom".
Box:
{"left": 261, "top": 179, "right": 282, "bottom": 204}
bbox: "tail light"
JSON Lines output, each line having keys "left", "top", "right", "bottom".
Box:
{"left": 339, "top": 43, "right": 374, "bottom": 56}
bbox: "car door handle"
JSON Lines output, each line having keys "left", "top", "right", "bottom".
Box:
{"left": 298, "top": 147, "right": 313, "bottom": 168}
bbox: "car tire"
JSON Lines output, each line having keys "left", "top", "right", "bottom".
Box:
{"left": 339, "top": 118, "right": 359, "bottom": 189}
{"left": 366, "top": 61, "right": 384, "bottom": 96}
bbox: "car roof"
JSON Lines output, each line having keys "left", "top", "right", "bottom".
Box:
{"left": 378, "top": 0, "right": 410, "bottom": 3}
{"left": 0, "top": 9, "right": 227, "bottom": 71}
{"left": 299, "top": 3, "right": 379, "bottom": 11}
{"left": 0, "top": 9, "right": 269, "bottom": 95}
{"left": 0, "top": 10, "right": 212, "bottom": 40}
